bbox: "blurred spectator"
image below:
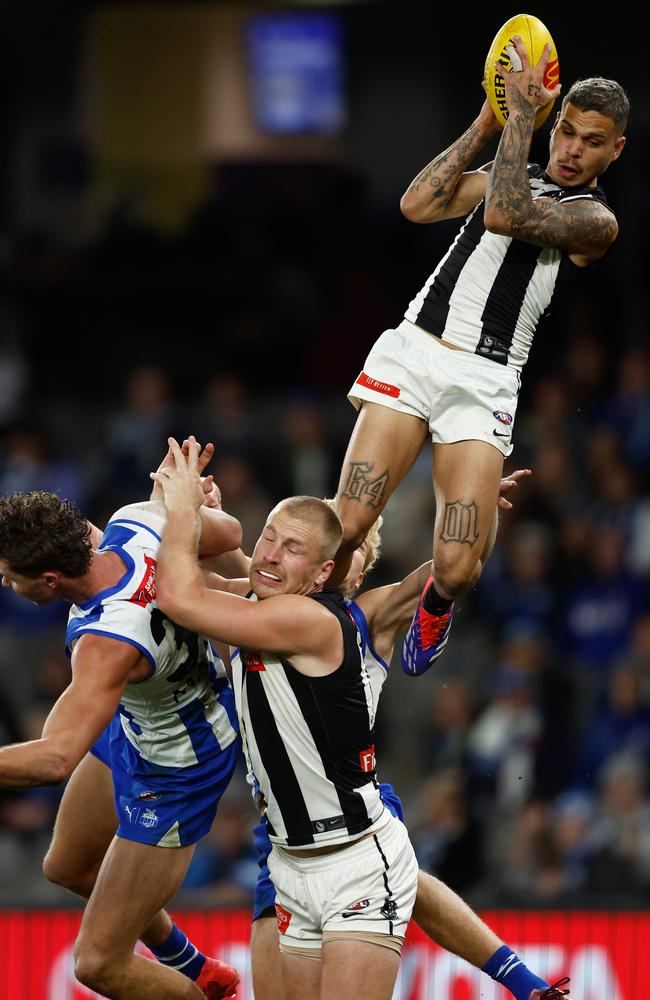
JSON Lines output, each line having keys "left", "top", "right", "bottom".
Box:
{"left": 563, "top": 525, "right": 647, "bottom": 681}
{"left": 0, "top": 425, "right": 87, "bottom": 505}
{"left": 477, "top": 521, "right": 557, "bottom": 633}
{"left": 412, "top": 768, "right": 484, "bottom": 894}
{"left": 422, "top": 677, "right": 475, "bottom": 773}
{"left": 103, "top": 365, "right": 178, "bottom": 506}
{"left": 573, "top": 666, "right": 650, "bottom": 788}
{"left": 278, "top": 396, "right": 333, "bottom": 498}
{"left": 589, "top": 753, "right": 650, "bottom": 894}
{"left": 212, "top": 454, "right": 271, "bottom": 551}
{"left": 467, "top": 665, "right": 542, "bottom": 813}
{"left": 605, "top": 347, "right": 650, "bottom": 476}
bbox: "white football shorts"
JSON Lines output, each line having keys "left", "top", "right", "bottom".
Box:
{"left": 267, "top": 811, "right": 418, "bottom": 953}
{"left": 348, "top": 319, "right": 521, "bottom": 457}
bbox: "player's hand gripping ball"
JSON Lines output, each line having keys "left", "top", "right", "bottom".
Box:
{"left": 484, "top": 13, "right": 559, "bottom": 130}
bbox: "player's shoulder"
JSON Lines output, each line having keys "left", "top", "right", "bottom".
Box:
{"left": 106, "top": 501, "right": 167, "bottom": 538}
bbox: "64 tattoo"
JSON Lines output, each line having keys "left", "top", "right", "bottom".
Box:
{"left": 340, "top": 461, "right": 389, "bottom": 509}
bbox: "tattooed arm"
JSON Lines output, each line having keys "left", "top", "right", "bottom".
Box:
{"left": 483, "top": 37, "right": 617, "bottom": 263}
{"left": 400, "top": 100, "right": 501, "bottom": 223}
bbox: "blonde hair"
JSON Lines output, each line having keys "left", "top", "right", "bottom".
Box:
{"left": 269, "top": 496, "right": 343, "bottom": 561}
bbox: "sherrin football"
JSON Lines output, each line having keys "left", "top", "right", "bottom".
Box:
{"left": 484, "top": 14, "right": 559, "bottom": 131}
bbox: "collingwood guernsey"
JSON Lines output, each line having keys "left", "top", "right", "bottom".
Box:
{"left": 404, "top": 164, "right": 613, "bottom": 369}
{"left": 231, "top": 589, "right": 386, "bottom": 849}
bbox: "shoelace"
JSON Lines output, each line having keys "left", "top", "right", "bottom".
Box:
{"left": 541, "top": 978, "right": 571, "bottom": 999}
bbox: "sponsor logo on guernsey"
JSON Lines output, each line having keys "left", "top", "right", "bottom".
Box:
{"left": 129, "top": 555, "right": 157, "bottom": 607}
{"left": 359, "top": 746, "right": 376, "bottom": 772}
{"left": 275, "top": 903, "right": 292, "bottom": 935}
{"left": 355, "top": 371, "right": 401, "bottom": 398}
{"left": 493, "top": 410, "right": 513, "bottom": 425}
{"left": 244, "top": 650, "right": 266, "bottom": 672}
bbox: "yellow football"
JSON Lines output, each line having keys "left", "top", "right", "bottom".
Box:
{"left": 484, "top": 13, "right": 560, "bottom": 131}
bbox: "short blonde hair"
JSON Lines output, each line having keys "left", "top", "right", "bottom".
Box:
{"left": 269, "top": 496, "right": 343, "bottom": 562}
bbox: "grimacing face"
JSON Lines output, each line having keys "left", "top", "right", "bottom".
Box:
{"left": 0, "top": 560, "right": 60, "bottom": 605}
{"left": 546, "top": 101, "right": 625, "bottom": 188}
{"left": 248, "top": 512, "right": 333, "bottom": 600}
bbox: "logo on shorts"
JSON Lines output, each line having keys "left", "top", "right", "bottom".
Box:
{"left": 355, "top": 371, "right": 401, "bottom": 399}
{"left": 342, "top": 898, "right": 370, "bottom": 918}
{"left": 493, "top": 410, "right": 513, "bottom": 425}
{"left": 140, "top": 808, "right": 159, "bottom": 829}
{"left": 137, "top": 791, "right": 161, "bottom": 802}
{"left": 359, "top": 746, "right": 376, "bottom": 772}
{"left": 380, "top": 897, "right": 398, "bottom": 920}
{"left": 275, "top": 903, "right": 292, "bottom": 935}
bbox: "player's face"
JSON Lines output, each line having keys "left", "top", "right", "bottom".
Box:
{"left": 547, "top": 102, "right": 625, "bottom": 187}
{"left": 340, "top": 541, "right": 368, "bottom": 599}
{"left": 0, "top": 560, "right": 59, "bottom": 605}
{"left": 249, "top": 513, "right": 333, "bottom": 599}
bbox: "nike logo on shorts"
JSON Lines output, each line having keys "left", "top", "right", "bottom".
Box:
{"left": 493, "top": 430, "right": 510, "bottom": 438}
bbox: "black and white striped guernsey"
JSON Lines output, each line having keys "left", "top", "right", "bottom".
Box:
{"left": 231, "top": 589, "right": 385, "bottom": 849}
{"left": 404, "top": 164, "right": 613, "bottom": 369}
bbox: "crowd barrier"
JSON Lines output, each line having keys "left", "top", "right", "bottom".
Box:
{"left": 0, "top": 909, "right": 648, "bottom": 998}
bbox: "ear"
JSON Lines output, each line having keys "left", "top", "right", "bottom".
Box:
{"left": 550, "top": 110, "right": 561, "bottom": 132}
{"left": 612, "top": 135, "right": 626, "bottom": 160}
{"left": 42, "top": 570, "right": 61, "bottom": 591}
{"left": 315, "top": 560, "right": 335, "bottom": 587}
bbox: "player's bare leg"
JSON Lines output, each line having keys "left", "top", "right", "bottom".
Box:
{"left": 431, "top": 439, "right": 504, "bottom": 597}
{"left": 333, "top": 402, "right": 428, "bottom": 585}
{"left": 42, "top": 752, "right": 177, "bottom": 948}
{"left": 74, "top": 837, "right": 208, "bottom": 998}
{"left": 280, "top": 951, "right": 322, "bottom": 1000}
{"left": 402, "top": 439, "right": 503, "bottom": 675}
{"left": 251, "top": 916, "right": 285, "bottom": 1000}
{"left": 413, "top": 871, "right": 501, "bottom": 965}
{"left": 321, "top": 939, "right": 400, "bottom": 1000}
{"left": 43, "top": 753, "right": 118, "bottom": 897}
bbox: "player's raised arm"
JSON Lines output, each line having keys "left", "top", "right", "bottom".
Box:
{"left": 484, "top": 37, "right": 622, "bottom": 262}
{"left": 399, "top": 100, "right": 501, "bottom": 224}
{"left": 150, "top": 435, "right": 243, "bottom": 558}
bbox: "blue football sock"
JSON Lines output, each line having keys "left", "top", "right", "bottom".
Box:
{"left": 149, "top": 922, "right": 206, "bottom": 981}
{"left": 482, "top": 945, "right": 549, "bottom": 1000}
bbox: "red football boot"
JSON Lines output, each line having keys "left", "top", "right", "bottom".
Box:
{"left": 529, "top": 978, "right": 571, "bottom": 1000}
{"left": 195, "top": 956, "right": 240, "bottom": 999}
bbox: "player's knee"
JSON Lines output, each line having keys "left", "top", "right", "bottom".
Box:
{"left": 43, "top": 851, "right": 89, "bottom": 895}
{"left": 74, "top": 944, "right": 115, "bottom": 994}
{"left": 42, "top": 852, "right": 71, "bottom": 889}
{"left": 434, "top": 553, "right": 481, "bottom": 598}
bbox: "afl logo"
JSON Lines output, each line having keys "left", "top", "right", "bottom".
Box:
{"left": 493, "top": 410, "right": 513, "bottom": 426}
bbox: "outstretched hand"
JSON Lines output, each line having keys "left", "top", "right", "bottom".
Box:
{"left": 497, "top": 37, "right": 560, "bottom": 113}
{"left": 150, "top": 436, "right": 205, "bottom": 513}
{"left": 498, "top": 467, "right": 532, "bottom": 510}
{"left": 151, "top": 437, "right": 217, "bottom": 506}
